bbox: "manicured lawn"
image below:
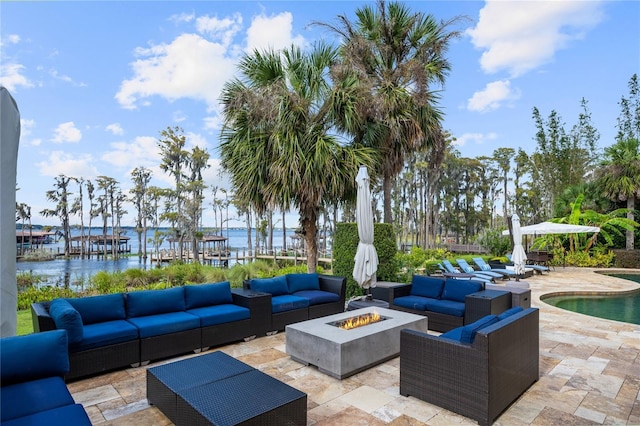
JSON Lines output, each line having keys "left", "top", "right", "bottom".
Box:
{"left": 17, "top": 309, "right": 33, "bottom": 335}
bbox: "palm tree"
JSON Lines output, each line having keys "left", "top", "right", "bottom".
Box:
{"left": 595, "top": 138, "right": 640, "bottom": 250}
{"left": 220, "top": 42, "right": 376, "bottom": 272}
{"left": 314, "top": 0, "right": 465, "bottom": 223}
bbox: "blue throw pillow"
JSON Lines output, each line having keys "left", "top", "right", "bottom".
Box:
{"left": 0, "top": 330, "right": 69, "bottom": 384}
{"left": 410, "top": 275, "right": 445, "bottom": 299}
{"left": 250, "top": 276, "right": 289, "bottom": 296}
{"left": 184, "top": 282, "right": 233, "bottom": 309}
{"left": 287, "top": 273, "right": 320, "bottom": 293}
{"left": 67, "top": 294, "right": 126, "bottom": 324}
{"left": 460, "top": 315, "right": 499, "bottom": 343}
{"left": 497, "top": 306, "right": 524, "bottom": 321}
{"left": 126, "top": 287, "right": 186, "bottom": 318}
{"left": 49, "top": 299, "right": 83, "bottom": 344}
{"left": 441, "top": 279, "right": 483, "bottom": 303}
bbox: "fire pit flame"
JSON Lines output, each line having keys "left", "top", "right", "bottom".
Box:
{"left": 331, "top": 311, "right": 386, "bottom": 330}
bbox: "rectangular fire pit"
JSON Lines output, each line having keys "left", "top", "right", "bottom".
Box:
{"left": 285, "top": 307, "right": 428, "bottom": 379}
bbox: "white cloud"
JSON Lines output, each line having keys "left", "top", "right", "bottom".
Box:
{"left": 36, "top": 151, "right": 99, "bottom": 178}
{"left": 115, "top": 11, "right": 307, "bottom": 113}
{"left": 467, "top": 1, "right": 604, "bottom": 77}
{"left": 101, "top": 136, "right": 160, "bottom": 169}
{"left": 196, "top": 13, "right": 243, "bottom": 46}
{"left": 105, "top": 123, "right": 124, "bottom": 135}
{"left": 115, "top": 33, "right": 238, "bottom": 111}
{"left": 19, "top": 119, "right": 42, "bottom": 146}
{"left": 245, "top": 12, "right": 306, "bottom": 53}
{"left": 51, "top": 121, "right": 82, "bottom": 143}
{"left": 467, "top": 80, "right": 521, "bottom": 112}
{"left": 169, "top": 12, "right": 195, "bottom": 25}
{"left": 0, "top": 63, "right": 33, "bottom": 92}
{"left": 453, "top": 132, "right": 498, "bottom": 147}
{"left": 203, "top": 115, "right": 221, "bottom": 131}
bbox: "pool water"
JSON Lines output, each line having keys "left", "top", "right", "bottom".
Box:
{"left": 543, "top": 274, "right": 640, "bottom": 325}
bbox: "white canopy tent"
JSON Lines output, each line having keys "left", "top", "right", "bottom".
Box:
{"left": 502, "top": 222, "right": 600, "bottom": 236}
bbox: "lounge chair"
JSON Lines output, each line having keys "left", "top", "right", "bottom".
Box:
{"left": 506, "top": 254, "right": 550, "bottom": 274}
{"left": 472, "top": 257, "right": 518, "bottom": 278}
{"left": 440, "top": 260, "right": 495, "bottom": 284}
{"left": 435, "top": 263, "right": 494, "bottom": 285}
{"left": 455, "top": 259, "right": 506, "bottom": 280}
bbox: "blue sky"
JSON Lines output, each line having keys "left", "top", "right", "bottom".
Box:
{"left": 2, "top": 1, "right": 639, "bottom": 228}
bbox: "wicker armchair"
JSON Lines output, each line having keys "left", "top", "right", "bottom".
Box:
{"left": 400, "top": 308, "right": 539, "bottom": 425}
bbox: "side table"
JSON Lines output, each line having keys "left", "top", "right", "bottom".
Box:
{"left": 465, "top": 290, "right": 511, "bottom": 323}
{"left": 347, "top": 298, "right": 389, "bottom": 311}
{"left": 370, "top": 281, "right": 409, "bottom": 302}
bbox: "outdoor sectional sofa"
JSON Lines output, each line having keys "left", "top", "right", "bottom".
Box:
{"left": 243, "top": 273, "right": 347, "bottom": 333}
{"left": 400, "top": 306, "right": 540, "bottom": 425}
{"left": 389, "top": 275, "right": 487, "bottom": 332}
{"left": 1, "top": 329, "right": 92, "bottom": 425}
{"left": 31, "top": 281, "right": 270, "bottom": 380}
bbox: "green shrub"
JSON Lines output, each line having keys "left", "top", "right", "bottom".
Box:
{"left": 90, "top": 271, "right": 126, "bottom": 294}
{"left": 475, "top": 228, "right": 511, "bottom": 256}
{"left": 333, "top": 222, "right": 399, "bottom": 300}
{"left": 16, "top": 271, "right": 45, "bottom": 290}
{"left": 17, "top": 286, "right": 75, "bottom": 310}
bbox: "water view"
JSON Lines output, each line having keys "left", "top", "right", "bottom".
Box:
{"left": 17, "top": 227, "right": 307, "bottom": 288}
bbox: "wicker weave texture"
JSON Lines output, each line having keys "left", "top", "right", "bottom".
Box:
{"left": 400, "top": 308, "right": 539, "bottom": 425}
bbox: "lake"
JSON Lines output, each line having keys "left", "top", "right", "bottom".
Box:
{"left": 16, "top": 227, "right": 307, "bottom": 289}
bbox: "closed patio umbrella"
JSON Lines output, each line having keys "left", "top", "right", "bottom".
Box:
{"left": 1, "top": 87, "right": 20, "bottom": 337}
{"left": 511, "top": 214, "right": 527, "bottom": 281}
{"left": 352, "top": 166, "right": 378, "bottom": 299}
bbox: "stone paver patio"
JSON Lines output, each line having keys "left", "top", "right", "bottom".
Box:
{"left": 66, "top": 267, "right": 640, "bottom": 425}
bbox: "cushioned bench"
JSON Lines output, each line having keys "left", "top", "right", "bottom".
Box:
{"left": 32, "top": 281, "right": 268, "bottom": 380}
{"left": 389, "top": 275, "right": 486, "bottom": 332}
{"left": 244, "top": 273, "right": 346, "bottom": 332}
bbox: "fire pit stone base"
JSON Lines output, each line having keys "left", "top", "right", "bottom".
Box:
{"left": 285, "top": 307, "right": 428, "bottom": 379}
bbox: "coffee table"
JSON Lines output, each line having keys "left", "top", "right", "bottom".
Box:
{"left": 147, "top": 351, "right": 307, "bottom": 425}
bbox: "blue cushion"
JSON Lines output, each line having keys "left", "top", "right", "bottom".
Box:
{"left": 292, "top": 290, "right": 339, "bottom": 306}
{"left": 441, "top": 279, "right": 483, "bottom": 303}
{"left": 0, "top": 376, "right": 74, "bottom": 421}
{"left": 439, "top": 327, "right": 463, "bottom": 342}
{"left": 126, "top": 287, "right": 186, "bottom": 317}
{"left": 71, "top": 320, "right": 139, "bottom": 352}
{"left": 271, "top": 295, "right": 309, "bottom": 313}
{"left": 424, "top": 299, "right": 466, "bottom": 317}
{"left": 49, "top": 299, "right": 83, "bottom": 344}
{"left": 0, "top": 330, "right": 69, "bottom": 384}
{"left": 497, "top": 306, "right": 524, "bottom": 321}
{"left": 460, "top": 315, "right": 499, "bottom": 343}
{"left": 2, "top": 404, "right": 91, "bottom": 426}
{"left": 126, "top": 311, "right": 200, "bottom": 338}
{"left": 410, "top": 275, "right": 445, "bottom": 299}
{"left": 287, "top": 273, "right": 320, "bottom": 293}
{"left": 393, "top": 295, "right": 429, "bottom": 311}
{"left": 187, "top": 304, "right": 251, "bottom": 327}
{"left": 250, "top": 276, "right": 289, "bottom": 296}
{"left": 67, "top": 294, "right": 126, "bottom": 324}
{"left": 184, "top": 282, "right": 233, "bottom": 309}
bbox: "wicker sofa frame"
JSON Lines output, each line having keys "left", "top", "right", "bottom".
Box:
{"left": 399, "top": 307, "right": 539, "bottom": 425}
{"left": 31, "top": 288, "right": 271, "bottom": 381}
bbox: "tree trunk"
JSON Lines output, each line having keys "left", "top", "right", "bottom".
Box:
{"left": 383, "top": 174, "right": 393, "bottom": 224}
{"left": 627, "top": 197, "right": 636, "bottom": 250}
{"left": 302, "top": 211, "right": 318, "bottom": 273}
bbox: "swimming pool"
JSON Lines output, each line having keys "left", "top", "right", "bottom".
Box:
{"left": 542, "top": 274, "right": 640, "bottom": 325}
